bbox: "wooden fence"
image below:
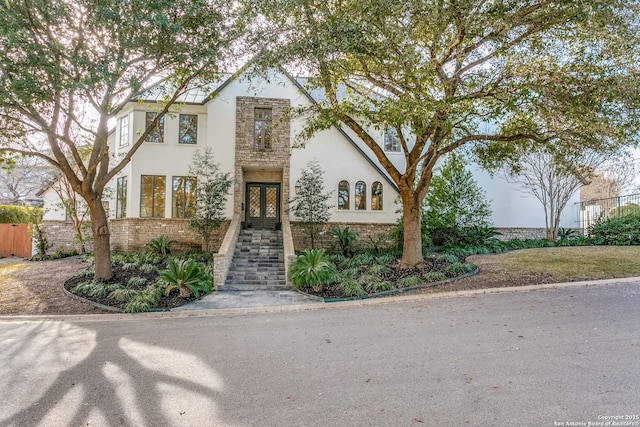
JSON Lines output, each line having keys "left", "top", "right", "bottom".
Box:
{"left": 0, "top": 224, "right": 32, "bottom": 258}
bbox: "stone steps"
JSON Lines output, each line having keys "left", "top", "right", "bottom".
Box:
{"left": 221, "top": 228, "right": 288, "bottom": 290}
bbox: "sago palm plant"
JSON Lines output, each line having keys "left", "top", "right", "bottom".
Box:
{"left": 161, "top": 259, "right": 212, "bottom": 298}
{"left": 288, "top": 249, "right": 337, "bottom": 292}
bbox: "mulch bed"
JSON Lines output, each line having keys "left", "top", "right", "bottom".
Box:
{"left": 63, "top": 263, "right": 199, "bottom": 311}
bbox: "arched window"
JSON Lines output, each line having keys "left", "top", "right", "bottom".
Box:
{"left": 371, "top": 181, "right": 383, "bottom": 210}
{"left": 355, "top": 181, "right": 366, "bottom": 210}
{"left": 338, "top": 180, "right": 349, "bottom": 210}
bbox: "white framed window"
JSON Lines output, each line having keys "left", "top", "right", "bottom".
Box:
{"left": 178, "top": 114, "right": 198, "bottom": 144}
{"left": 119, "top": 115, "right": 129, "bottom": 146}
{"left": 145, "top": 112, "right": 165, "bottom": 143}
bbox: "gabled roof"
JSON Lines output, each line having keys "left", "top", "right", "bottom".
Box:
{"left": 132, "top": 65, "right": 399, "bottom": 192}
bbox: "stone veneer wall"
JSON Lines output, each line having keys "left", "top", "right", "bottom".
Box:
{"left": 494, "top": 227, "right": 548, "bottom": 241}
{"left": 42, "top": 220, "right": 92, "bottom": 253}
{"left": 109, "top": 218, "right": 230, "bottom": 253}
{"left": 291, "top": 222, "right": 397, "bottom": 251}
{"left": 234, "top": 97, "right": 291, "bottom": 220}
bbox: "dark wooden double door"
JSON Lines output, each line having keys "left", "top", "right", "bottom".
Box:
{"left": 245, "top": 183, "right": 281, "bottom": 229}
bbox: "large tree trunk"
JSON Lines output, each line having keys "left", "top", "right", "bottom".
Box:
{"left": 399, "top": 189, "right": 424, "bottom": 268}
{"left": 88, "top": 199, "right": 113, "bottom": 280}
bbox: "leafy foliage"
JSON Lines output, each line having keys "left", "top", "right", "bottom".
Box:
{"left": 436, "top": 254, "right": 459, "bottom": 264}
{"left": 365, "top": 280, "right": 394, "bottom": 293}
{"left": 445, "top": 263, "right": 475, "bottom": 275}
{"left": 161, "top": 259, "right": 213, "bottom": 298}
{"left": 188, "top": 148, "right": 233, "bottom": 252}
{"left": 424, "top": 272, "right": 447, "bottom": 282}
{"left": 0, "top": 205, "right": 38, "bottom": 224}
{"left": 288, "top": 249, "right": 337, "bottom": 292}
{"left": 588, "top": 214, "right": 640, "bottom": 245}
{"left": 423, "top": 153, "right": 492, "bottom": 246}
{"left": 254, "top": 0, "right": 640, "bottom": 267}
{"left": 145, "top": 235, "right": 176, "bottom": 257}
{"left": 366, "top": 264, "right": 390, "bottom": 275}
{"left": 332, "top": 226, "right": 358, "bottom": 256}
{"left": 0, "top": 0, "right": 239, "bottom": 279}
{"left": 340, "top": 278, "right": 365, "bottom": 297}
{"left": 125, "top": 282, "right": 166, "bottom": 313}
{"left": 289, "top": 161, "right": 333, "bottom": 249}
{"left": 396, "top": 276, "right": 425, "bottom": 288}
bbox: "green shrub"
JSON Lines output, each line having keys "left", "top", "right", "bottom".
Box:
{"left": 357, "top": 274, "right": 380, "bottom": 286}
{"left": 340, "top": 267, "right": 360, "bottom": 279}
{"left": 288, "top": 249, "right": 337, "bottom": 292}
{"left": 366, "top": 264, "right": 390, "bottom": 275}
{"left": 0, "top": 205, "right": 37, "bottom": 224}
{"left": 332, "top": 226, "right": 358, "bottom": 256}
{"left": 365, "top": 280, "right": 394, "bottom": 293}
{"left": 351, "top": 252, "right": 377, "bottom": 267}
{"left": 424, "top": 272, "right": 447, "bottom": 282}
{"left": 161, "top": 259, "right": 213, "bottom": 298}
{"left": 340, "top": 278, "right": 365, "bottom": 297}
{"left": 127, "top": 277, "right": 149, "bottom": 287}
{"left": 396, "top": 276, "right": 425, "bottom": 288}
{"left": 146, "top": 235, "right": 176, "bottom": 257}
{"left": 588, "top": 214, "right": 640, "bottom": 245}
{"left": 121, "top": 262, "right": 139, "bottom": 271}
{"left": 108, "top": 288, "right": 140, "bottom": 303}
{"left": 125, "top": 282, "right": 165, "bottom": 313}
{"left": 422, "top": 153, "right": 492, "bottom": 245}
{"left": 374, "top": 254, "right": 396, "bottom": 264}
{"left": 445, "top": 262, "right": 474, "bottom": 274}
{"left": 72, "top": 281, "right": 123, "bottom": 297}
{"left": 139, "top": 263, "right": 159, "bottom": 274}
{"left": 436, "top": 253, "right": 459, "bottom": 264}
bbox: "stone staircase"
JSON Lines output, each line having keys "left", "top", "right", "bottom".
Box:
{"left": 222, "top": 229, "right": 288, "bottom": 291}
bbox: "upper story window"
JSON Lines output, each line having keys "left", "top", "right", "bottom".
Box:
{"left": 145, "top": 112, "right": 165, "bottom": 143}
{"left": 140, "top": 175, "right": 165, "bottom": 218}
{"left": 118, "top": 115, "right": 129, "bottom": 146}
{"left": 371, "top": 181, "right": 383, "bottom": 211}
{"left": 178, "top": 114, "right": 198, "bottom": 144}
{"left": 355, "top": 181, "right": 366, "bottom": 210}
{"left": 116, "top": 176, "right": 127, "bottom": 219}
{"left": 384, "top": 127, "right": 401, "bottom": 152}
{"left": 254, "top": 108, "right": 272, "bottom": 149}
{"left": 338, "top": 180, "right": 350, "bottom": 210}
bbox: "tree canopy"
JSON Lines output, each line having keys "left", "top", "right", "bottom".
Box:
{"left": 0, "top": 0, "right": 240, "bottom": 278}
{"left": 255, "top": 0, "right": 640, "bottom": 266}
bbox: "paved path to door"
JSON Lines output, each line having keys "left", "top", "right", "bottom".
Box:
{"left": 172, "top": 289, "right": 321, "bottom": 310}
{"left": 1, "top": 281, "right": 638, "bottom": 426}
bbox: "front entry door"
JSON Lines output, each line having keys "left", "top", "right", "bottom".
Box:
{"left": 246, "top": 183, "right": 280, "bottom": 229}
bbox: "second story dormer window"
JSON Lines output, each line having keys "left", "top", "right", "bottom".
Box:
{"left": 254, "top": 108, "right": 272, "bottom": 149}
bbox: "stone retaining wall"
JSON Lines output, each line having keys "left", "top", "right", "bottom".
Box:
{"left": 42, "top": 220, "right": 92, "bottom": 253}
{"left": 109, "top": 218, "right": 230, "bottom": 253}
{"left": 290, "top": 222, "right": 397, "bottom": 251}
{"left": 494, "top": 227, "right": 548, "bottom": 241}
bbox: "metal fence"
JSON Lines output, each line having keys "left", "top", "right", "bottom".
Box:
{"left": 576, "top": 193, "right": 640, "bottom": 230}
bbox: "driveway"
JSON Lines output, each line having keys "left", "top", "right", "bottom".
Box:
{"left": 0, "top": 282, "right": 639, "bottom": 426}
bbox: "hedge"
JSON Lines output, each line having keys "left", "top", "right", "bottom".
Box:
{"left": 0, "top": 205, "right": 42, "bottom": 224}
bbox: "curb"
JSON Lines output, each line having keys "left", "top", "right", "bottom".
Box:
{"left": 2, "top": 275, "right": 638, "bottom": 322}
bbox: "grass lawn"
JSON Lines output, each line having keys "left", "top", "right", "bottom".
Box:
{"left": 496, "top": 246, "right": 640, "bottom": 280}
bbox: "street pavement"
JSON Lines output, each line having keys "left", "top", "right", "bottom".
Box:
{"left": 0, "top": 281, "right": 639, "bottom": 427}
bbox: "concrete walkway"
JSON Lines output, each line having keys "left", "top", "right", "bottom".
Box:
{"left": 171, "top": 289, "right": 322, "bottom": 310}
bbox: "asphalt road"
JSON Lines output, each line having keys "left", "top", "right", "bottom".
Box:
{"left": 0, "top": 282, "right": 639, "bottom": 427}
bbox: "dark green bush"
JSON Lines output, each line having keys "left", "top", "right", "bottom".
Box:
{"left": 588, "top": 214, "right": 640, "bottom": 245}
